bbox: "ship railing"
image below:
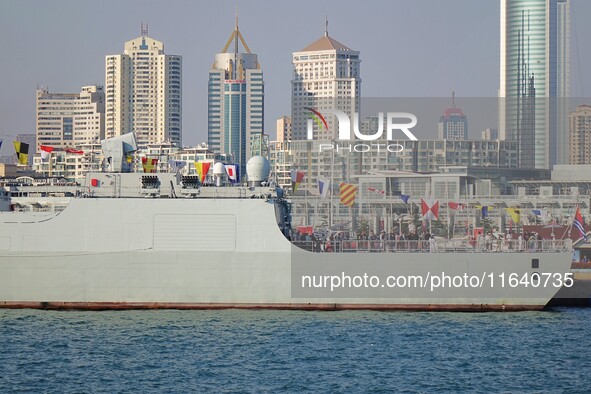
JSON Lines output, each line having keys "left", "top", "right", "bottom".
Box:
{"left": 291, "top": 239, "right": 572, "bottom": 253}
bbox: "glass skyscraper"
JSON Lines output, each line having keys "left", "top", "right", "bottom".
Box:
{"left": 499, "top": 0, "right": 570, "bottom": 169}
{"left": 208, "top": 18, "right": 264, "bottom": 174}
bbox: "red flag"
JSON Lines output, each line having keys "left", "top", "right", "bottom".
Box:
{"left": 421, "top": 199, "right": 439, "bottom": 220}
{"left": 39, "top": 145, "right": 54, "bottom": 160}
{"left": 448, "top": 202, "right": 465, "bottom": 210}
{"left": 65, "top": 148, "right": 84, "bottom": 155}
{"left": 40, "top": 145, "right": 55, "bottom": 153}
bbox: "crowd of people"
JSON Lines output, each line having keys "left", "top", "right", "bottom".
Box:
{"left": 291, "top": 227, "right": 561, "bottom": 253}
{"left": 291, "top": 229, "right": 437, "bottom": 253}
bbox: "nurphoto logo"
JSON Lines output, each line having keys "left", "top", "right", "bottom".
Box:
{"left": 305, "top": 108, "right": 418, "bottom": 153}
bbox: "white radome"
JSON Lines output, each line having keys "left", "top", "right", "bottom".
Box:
{"left": 246, "top": 156, "right": 270, "bottom": 182}
{"left": 212, "top": 162, "right": 226, "bottom": 176}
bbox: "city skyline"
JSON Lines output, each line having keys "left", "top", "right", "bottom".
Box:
{"left": 1, "top": 0, "right": 591, "bottom": 157}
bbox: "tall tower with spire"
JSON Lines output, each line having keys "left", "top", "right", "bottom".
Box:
{"left": 438, "top": 90, "right": 468, "bottom": 140}
{"left": 105, "top": 23, "right": 182, "bottom": 148}
{"left": 207, "top": 15, "right": 264, "bottom": 174}
{"left": 290, "top": 20, "right": 361, "bottom": 140}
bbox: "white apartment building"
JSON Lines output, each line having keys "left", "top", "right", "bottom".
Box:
{"left": 105, "top": 29, "right": 182, "bottom": 148}
{"left": 36, "top": 85, "right": 104, "bottom": 150}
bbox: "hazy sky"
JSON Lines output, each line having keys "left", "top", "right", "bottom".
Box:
{"left": 1, "top": 0, "right": 590, "bottom": 156}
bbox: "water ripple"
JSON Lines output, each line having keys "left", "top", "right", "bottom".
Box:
{"left": 1, "top": 308, "right": 591, "bottom": 392}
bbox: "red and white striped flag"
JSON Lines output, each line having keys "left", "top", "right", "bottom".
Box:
{"left": 368, "top": 187, "right": 385, "bottom": 196}
{"left": 65, "top": 148, "right": 84, "bottom": 155}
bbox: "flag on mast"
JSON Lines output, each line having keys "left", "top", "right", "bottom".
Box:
{"left": 339, "top": 182, "right": 357, "bottom": 207}
{"left": 421, "top": 199, "right": 439, "bottom": 220}
{"left": 574, "top": 205, "right": 588, "bottom": 242}
{"left": 195, "top": 161, "right": 211, "bottom": 183}
{"left": 367, "top": 187, "right": 385, "bottom": 196}
{"left": 318, "top": 178, "right": 330, "bottom": 199}
{"left": 505, "top": 208, "right": 521, "bottom": 224}
{"left": 13, "top": 141, "right": 29, "bottom": 165}
{"left": 290, "top": 169, "right": 305, "bottom": 192}
{"left": 142, "top": 157, "right": 158, "bottom": 173}
{"left": 168, "top": 160, "right": 186, "bottom": 173}
{"left": 39, "top": 145, "right": 54, "bottom": 160}
{"left": 448, "top": 202, "right": 465, "bottom": 210}
{"left": 224, "top": 164, "right": 239, "bottom": 183}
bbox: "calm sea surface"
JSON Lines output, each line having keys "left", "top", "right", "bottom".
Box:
{"left": 1, "top": 308, "right": 590, "bottom": 393}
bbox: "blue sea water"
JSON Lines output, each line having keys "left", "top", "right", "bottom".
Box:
{"left": 1, "top": 308, "right": 591, "bottom": 393}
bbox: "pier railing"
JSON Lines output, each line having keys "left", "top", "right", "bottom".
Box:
{"left": 292, "top": 239, "right": 572, "bottom": 253}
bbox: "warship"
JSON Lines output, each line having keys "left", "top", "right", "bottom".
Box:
{"left": 0, "top": 136, "right": 573, "bottom": 311}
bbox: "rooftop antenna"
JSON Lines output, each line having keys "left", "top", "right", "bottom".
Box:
{"left": 452, "top": 89, "right": 455, "bottom": 108}
{"left": 324, "top": 14, "right": 328, "bottom": 37}
{"left": 234, "top": 5, "right": 239, "bottom": 56}
{"left": 141, "top": 22, "right": 148, "bottom": 36}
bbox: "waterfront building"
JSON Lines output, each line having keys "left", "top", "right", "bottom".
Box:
{"left": 268, "top": 137, "right": 520, "bottom": 197}
{"left": 207, "top": 17, "right": 264, "bottom": 175}
{"left": 569, "top": 104, "right": 591, "bottom": 164}
{"left": 499, "top": 0, "right": 570, "bottom": 169}
{"left": 105, "top": 24, "right": 182, "bottom": 148}
{"left": 36, "top": 86, "right": 104, "bottom": 151}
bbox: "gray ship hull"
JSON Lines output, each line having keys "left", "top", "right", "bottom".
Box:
{"left": 0, "top": 197, "right": 573, "bottom": 311}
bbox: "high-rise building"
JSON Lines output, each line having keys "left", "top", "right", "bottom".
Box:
{"left": 276, "top": 116, "right": 292, "bottom": 142}
{"left": 482, "top": 128, "right": 499, "bottom": 141}
{"left": 291, "top": 23, "right": 361, "bottom": 141}
{"left": 36, "top": 85, "right": 104, "bottom": 150}
{"left": 499, "top": 0, "right": 570, "bottom": 169}
{"left": 569, "top": 104, "right": 591, "bottom": 164}
{"left": 207, "top": 17, "right": 264, "bottom": 173}
{"left": 438, "top": 92, "right": 468, "bottom": 140}
{"left": 105, "top": 25, "right": 182, "bottom": 148}
{"left": 288, "top": 24, "right": 362, "bottom": 196}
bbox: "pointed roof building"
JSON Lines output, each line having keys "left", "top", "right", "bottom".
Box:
{"left": 299, "top": 19, "right": 353, "bottom": 52}
{"left": 300, "top": 35, "right": 352, "bottom": 52}
{"left": 290, "top": 20, "right": 361, "bottom": 141}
